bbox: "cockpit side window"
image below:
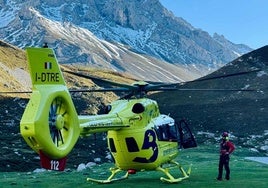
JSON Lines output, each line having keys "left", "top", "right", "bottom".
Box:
{"left": 154, "top": 123, "right": 177, "bottom": 141}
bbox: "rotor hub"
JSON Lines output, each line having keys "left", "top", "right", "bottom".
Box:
{"left": 56, "top": 114, "right": 64, "bottom": 130}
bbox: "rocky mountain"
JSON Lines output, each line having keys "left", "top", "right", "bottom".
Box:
{"left": 0, "top": 0, "right": 252, "bottom": 83}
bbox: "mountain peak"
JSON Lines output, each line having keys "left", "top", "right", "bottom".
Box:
{"left": 0, "top": 0, "right": 252, "bottom": 82}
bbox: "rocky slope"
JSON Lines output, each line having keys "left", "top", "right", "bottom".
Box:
{"left": 0, "top": 0, "right": 252, "bottom": 82}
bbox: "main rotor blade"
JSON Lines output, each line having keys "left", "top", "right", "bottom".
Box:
{"left": 1, "top": 69, "right": 260, "bottom": 95}
{"left": 145, "top": 69, "right": 261, "bottom": 90}
{"left": 185, "top": 69, "right": 260, "bottom": 84}
{"left": 63, "top": 70, "right": 135, "bottom": 89}
{"left": 68, "top": 88, "right": 130, "bottom": 93}
{"left": 0, "top": 91, "right": 32, "bottom": 94}
{"left": 0, "top": 88, "right": 130, "bottom": 95}
{"left": 152, "top": 88, "right": 256, "bottom": 92}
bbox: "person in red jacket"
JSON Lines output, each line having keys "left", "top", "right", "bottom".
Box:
{"left": 217, "top": 132, "right": 235, "bottom": 181}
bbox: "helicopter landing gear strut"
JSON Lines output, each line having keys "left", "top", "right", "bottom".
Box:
{"left": 86, "top": 167, "right": 129, "bottom": 184}
{"left": 156, "top": 160, "right": 192, "bottom": 183}
{"left": 87, "top": 162, "right": 191, "bottom": 184}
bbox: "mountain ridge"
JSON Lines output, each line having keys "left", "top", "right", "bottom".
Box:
{"left": 0, "top": 0, "right": 253, "bottom": 82}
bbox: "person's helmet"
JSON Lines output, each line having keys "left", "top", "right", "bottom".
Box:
{"left": 222, "top": 132, "right": 229, "bottom": 140}
{"left": 222, "top": 132, "right": 228, "bottom": 137}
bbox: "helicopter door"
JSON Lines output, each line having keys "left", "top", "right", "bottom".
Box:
{"left": 177, "top": 119, "right": 197, "bottom": 149}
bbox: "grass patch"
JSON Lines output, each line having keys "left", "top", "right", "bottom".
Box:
{"left": 1, "top": 145, "right": 267, "bottom": 188}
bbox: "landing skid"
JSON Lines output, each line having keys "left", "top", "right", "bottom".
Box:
{"left": 157, "top": 160, "right": 192, "bottom": 183}
{"left": 87, "top": 167, "right": 129, "bottom": 184}
{"left": 87, "top": 161, "right": 191, "bottom": 184}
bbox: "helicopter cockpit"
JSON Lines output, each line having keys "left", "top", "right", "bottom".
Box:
{"left": 154, "top": 115, "right": 177, "bottom": 141}
{"left": 153, "top": 115, "right": 197, "bottom": 149}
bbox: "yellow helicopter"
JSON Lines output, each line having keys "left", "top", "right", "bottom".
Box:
{"left": 5, "top": 47, "right": 257, "bottom": 184}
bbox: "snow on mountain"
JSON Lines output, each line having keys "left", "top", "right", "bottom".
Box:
{"left": 0, "top": 0, "right": 253, "bottom": 82}
{"left": 0, "top": 0, "right": 21, "bottom": 27}
{"left": 213, "top": 33, "right": 253, "bottom": 56}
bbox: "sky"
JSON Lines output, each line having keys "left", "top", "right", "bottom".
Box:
{"left": 160, "top": 0, "right": 267, "bottom": 49}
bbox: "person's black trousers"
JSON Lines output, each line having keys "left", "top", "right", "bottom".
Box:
{"left": 217, "top": 154, "right": 230, "bottom": 180}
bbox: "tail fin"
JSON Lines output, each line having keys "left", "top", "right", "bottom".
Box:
{"left": 20, "top": 47, "right": 80, "bottom": 168}
{"left": 26, "top": 47, "right": 66, "bottom": 87}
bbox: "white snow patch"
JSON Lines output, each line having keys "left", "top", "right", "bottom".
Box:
{"left": 0, "top": 9, "right": 15, "bottom": 27}
{"left": 232, "top": 50, "right": 241, "bottom": 56}
{"left": 41, "top": 3, "right": 67, "bottom": 22}
{"left": 0, "top": 0, "right": 21, "bottom": 28}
